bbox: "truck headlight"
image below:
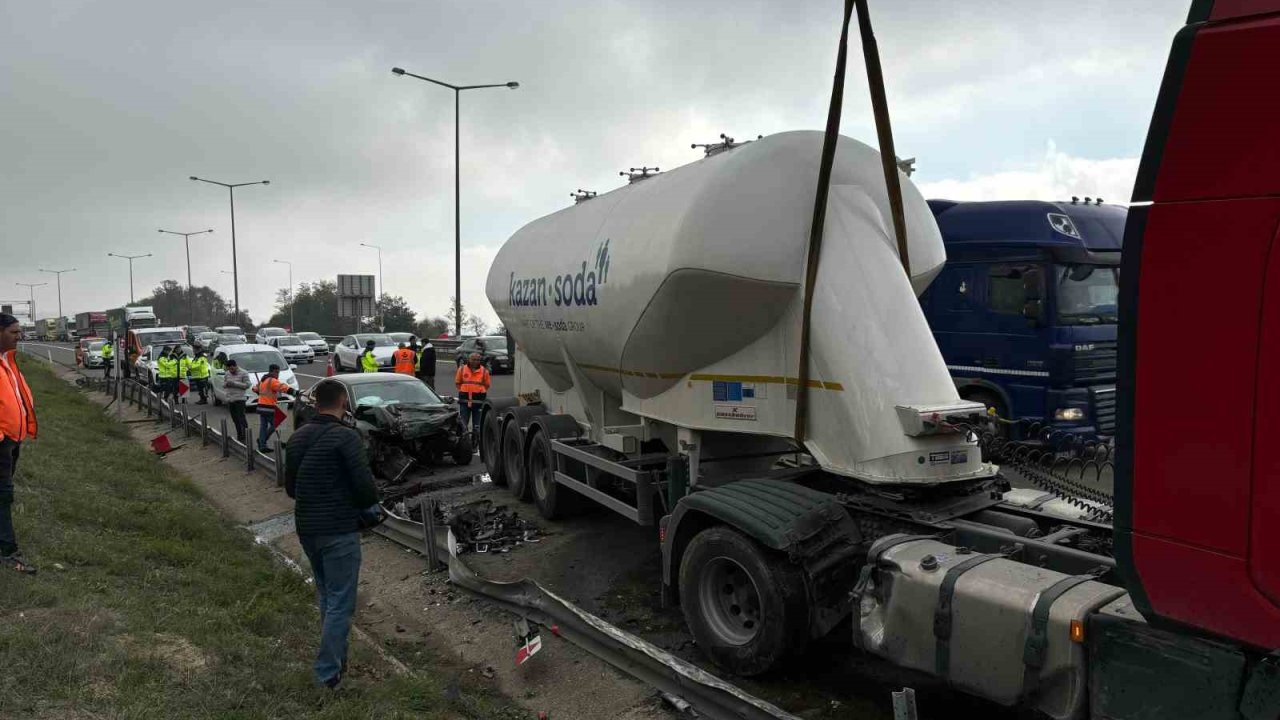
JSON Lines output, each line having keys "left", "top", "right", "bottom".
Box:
{"left": 1054, "top": 407, "right": 1086, "bottom": 421}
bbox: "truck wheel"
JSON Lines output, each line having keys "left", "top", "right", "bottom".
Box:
{"left": 678, "top": 526, "right": 808, "bottom": 676}
{"left": 528, "top": 430, "right": 580, "bottom": 520}
{"left": 503, "top": 421, "right": 530, "bottom": 500}
{"left": 451, "top": 434, "right": 474, "bottom": 466}
{"left": 482, "top": 412, "right": 507, "bottom": 486}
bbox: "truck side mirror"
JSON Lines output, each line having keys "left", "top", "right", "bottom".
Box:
{"left": 1022, "top": 299, "right": 1045, "bottom": 326}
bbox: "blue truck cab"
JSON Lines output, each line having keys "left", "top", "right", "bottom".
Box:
{"left": 919, "top": 199, "right": 1124, "bottom": 437}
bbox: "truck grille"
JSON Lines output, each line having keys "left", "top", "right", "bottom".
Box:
{"left": 1072, "top": 346, "right": 1117, "bottom": 384}
{"left": 1092, "top": 386, "right": 1116, "bottom": 435}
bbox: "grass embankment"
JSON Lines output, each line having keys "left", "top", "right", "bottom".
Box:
{"left": 0, "top": 360, "right": 518, "bottom": 719}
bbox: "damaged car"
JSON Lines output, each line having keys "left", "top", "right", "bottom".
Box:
{"left": 293, "top": 373, "right": 474, "bottom": 481}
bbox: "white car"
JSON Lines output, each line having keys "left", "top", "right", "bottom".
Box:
{"left": 209, "top": 344, "right": 300, "bottom": 408}
{"left": 254, "top": 326, "right": 287, "bottom": 345}
{"left": 268, "top": 335, "right": 316, "bottom": 364}
{"left": 295, "top": 331, "right": 330, "bottom": 356}
{"left": 216, "top": 326, "right": 248, "bottom": 342}
{"left": 83, "top": 340, "right": 108, "bottom": 368}
{"left": 135, "top": 343, "right": 195, "bottom": 386}
{"left": 332, "top": 333, "right": 397, "bottom": 372}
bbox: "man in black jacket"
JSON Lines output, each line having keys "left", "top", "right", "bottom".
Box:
{"left": 285, "top": 381, "right": 380, "bottom": 689}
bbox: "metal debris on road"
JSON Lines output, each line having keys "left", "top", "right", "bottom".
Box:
{"left": 395, "top": 497, "right": 541, "bottom": 556}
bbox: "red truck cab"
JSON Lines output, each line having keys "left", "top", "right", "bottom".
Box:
{"left": 1119, "top": 0, "right": 1280, "bottom": 650}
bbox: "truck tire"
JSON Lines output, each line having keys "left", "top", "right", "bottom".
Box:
{"left": 678, "top": 526, "right": 808, "bottom": 676}
{"left": 482, "top": 411, "right": 507, "bottom": 486}
{"left": 503, "top": 420, "right": 531, "bottom": 500}
{"left": 528, "top": 430, "right": 581, "bottom": 520}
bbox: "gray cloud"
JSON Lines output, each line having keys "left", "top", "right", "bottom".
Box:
{"left": 1, "top": 0, "right": 1185, "bottom": 325}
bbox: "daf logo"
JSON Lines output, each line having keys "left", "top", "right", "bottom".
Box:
{"left": 1074, "top": 343, "right": 1096, "bottom": 352}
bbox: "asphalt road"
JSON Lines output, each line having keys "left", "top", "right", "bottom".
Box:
{"left": 21, "top": 341, "right": 515, "bottom": 446}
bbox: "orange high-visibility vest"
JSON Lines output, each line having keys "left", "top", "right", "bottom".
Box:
{"left": 253, "top": 376, "right": 290, "bottom": 408}
{"left": 393, "top": 348, "right": 416, "bottom": 375}
{"left": 455, "top": 364, "right": 490, "bottom": 396}
{"left": 0, "top": 350, "right": 37, "bottom": 442}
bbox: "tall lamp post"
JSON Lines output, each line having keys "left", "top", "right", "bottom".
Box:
{"left": 158, "top": 228, "right": 214, "bottom": 325}
{"left": 38, "top": 267, "right": 75, "bottom": 331}
{"left": 16, "top": 282, "right": 47, "bottom": 325}
{"left": 391, "top": 66, "right": 519, "bottom": 337}
{"left": 190, "top": 176, "right": 270, "bottom": 327}
{"left": 107, "top": 252, "right": 151, "bottom": 303}
{"left": 359, "top": 242, "right": 384, "bottom": 332}
{"left": 272, "top": 259, "right": 294, "bottom": 331}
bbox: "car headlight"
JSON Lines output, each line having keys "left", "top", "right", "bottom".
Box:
{"left": 1054, "top": 407, "right": 1086, "bottom": 421}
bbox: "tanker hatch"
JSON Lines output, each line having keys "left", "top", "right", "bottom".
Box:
{"left": 620, "top": 166, "right": 660, "bottom": 183}
{"left": 570, "top": 189, "right": 597, "bottom": 204}
{"left": 690, "top": 133, "right": 763, "bottom": 158}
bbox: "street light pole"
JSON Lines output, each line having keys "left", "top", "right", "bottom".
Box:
{"left": 190, "top": 177, "right": 270, "bottom": 326}
{"left": 391, "top": 66, "right": 519, "bottom": 337}
{"left": 15, "top": 282, "right": 47, "bottom": 324}
{"left": 359, "top": 242, "right": 383, "bottom": 331}
{"left": 38, "top": 268, "right": 75, "bottom": 326}
{"left": 272, "top": 259, "right": 294, "bottom": 330}
{"left": 159, "top": 228, "right": 214, "bottom": 325}
{"left": 107, "top": 253, "right": 151, "bottom": 304}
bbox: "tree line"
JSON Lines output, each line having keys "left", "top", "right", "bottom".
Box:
{"left": 128, "top": 279, "right": 494, "bottom": 337}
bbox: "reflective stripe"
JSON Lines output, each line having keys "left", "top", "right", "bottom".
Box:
{"left": 947, "top": 364, "right": 1050, "bottom": 378}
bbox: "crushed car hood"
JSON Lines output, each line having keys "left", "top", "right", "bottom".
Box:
{"left": 360, "top": 403, "right": 459, "bottom": 438}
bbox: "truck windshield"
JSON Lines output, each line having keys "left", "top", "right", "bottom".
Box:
{"left": 138, "top": 330, "right": 185, "bottom": 344}
{"left": 351, "top": 380, "right": 443, "bottom": 408}
{"left": 1056, "top": 264, "right": 1119, "bottom": 324}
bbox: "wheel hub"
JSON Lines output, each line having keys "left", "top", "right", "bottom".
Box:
{"left": 697, "top": 556, "right": 762, "bottom": 646}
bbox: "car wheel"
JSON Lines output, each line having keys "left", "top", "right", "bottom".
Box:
{"left": 451, "top": 433, "right": 474, "bottom": 466}
{"left": 503, "top": 420, "right": 530, "bottom": 501}
{"left": 678, "top": 526, "right": 808, "bottom": 676}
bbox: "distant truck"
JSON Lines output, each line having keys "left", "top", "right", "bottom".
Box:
{"left": 919, "top": 199, "right": 1123, "bottom": 438}
{"left": 107, "top": 306, "right": 159, "bottom": 332}
{"left": 75, "top": 311, "right": 111, "bottom": 339}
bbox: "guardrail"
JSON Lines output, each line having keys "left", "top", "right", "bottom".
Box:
{"left": 92, "top": 376, "right": 287, "bottom": 486}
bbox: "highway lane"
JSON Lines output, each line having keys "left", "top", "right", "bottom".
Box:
{"left": 21, "top": 341, "right": 514, "bottom": 446}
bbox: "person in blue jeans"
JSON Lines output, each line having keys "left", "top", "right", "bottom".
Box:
{"left": 284, "top": 380, "right": 381, "bottom": 688}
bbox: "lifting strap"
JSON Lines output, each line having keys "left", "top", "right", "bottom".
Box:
{"left": 934, "top": 552, "right": 1003, "bottom": 679}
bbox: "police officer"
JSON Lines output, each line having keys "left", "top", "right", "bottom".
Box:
{"left": 173, "top": 346, "right": 190, "bottom": 403}
{"left": 188, "top": 349, "right": 211, "bottom": 404}
{"left": 101, "top": 336, "right": 114, "bottom": 379}
{"left": 360, "top": 340, "right": 379, "bottom": 373}
{"left": 156, "top": 346, "right": 177, "bottom": 401}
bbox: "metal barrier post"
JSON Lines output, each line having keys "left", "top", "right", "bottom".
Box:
{"left": 246, "top": 442, "right": 255, "bottom": 471}
{"left": 421, "top": 495, "right": 441, "bottom": 571}
{"left": 201, "top": 412, "right": 209, "bottom": 446}
{"left": 220, "top": 418, "right": 230, "bottom": 458}
{"left": 274, "top": 436, "right": 285, "bottom": 487}
{"left": 182, "top": 406, "right": 191, "bottom": 437}
{"left": 145, "top": 392, "right": 153, "bottom": 417}
{"left": 891, "top": 688, "right": 918, "bottom": 720}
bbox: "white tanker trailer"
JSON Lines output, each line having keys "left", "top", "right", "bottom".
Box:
{"left": 479, "top": 132, "right": 1125, "bottom": 717}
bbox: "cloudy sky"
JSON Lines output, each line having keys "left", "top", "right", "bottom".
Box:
{"left": 0, "top": 1, "right": 1186, "bottom": 327}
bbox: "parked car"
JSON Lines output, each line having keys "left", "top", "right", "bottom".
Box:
{"left": 296, "top": 331, "right": 330, "bottom": 356}
{"left": 208, "top": 344, "right": 300, "bottom": 408}
{"left": 267, "top": 335, "right": 315, "bottom": 364}
{"left": 215, "top": 326, "right": 247, "bottom": 342}
{"left": 454, "top": 335, "right": 512, "bottom": 373}
{"left": 254, "top": 326, "right": 287, "bottom": 345}
{"left": 185, "top": 325, "right": 212, "bottom": 343}
{"left": 192, "top": 331, "right": 221, "bottom": 352}
{"left": 293, "top": 373, "right": 473, "bottom": 474}
{"left": 135, "top": 344, "right": 194, "bottom": 386}
{"left": 332, "top": 333, "right": 397, "bottom": 372}
{"left": 83, "top": 339, "right": 108, "bottom": 368}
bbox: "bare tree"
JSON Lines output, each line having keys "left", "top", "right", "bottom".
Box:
{"left": 466, "top": 314, "right": 488, "bottom": 336}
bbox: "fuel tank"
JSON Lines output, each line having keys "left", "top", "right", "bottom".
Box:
{"left": 487, "top": 131, "right": 989, "bottom": 484}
